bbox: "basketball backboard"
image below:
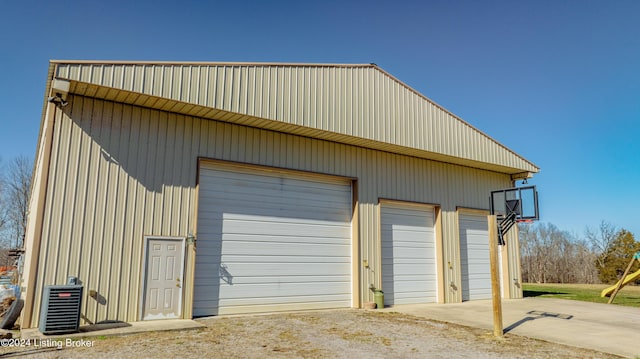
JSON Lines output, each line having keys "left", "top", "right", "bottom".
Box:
{"left": 490, "top": 185, "right": 539, "bottom": 221}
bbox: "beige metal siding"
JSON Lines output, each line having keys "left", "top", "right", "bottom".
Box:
{"left": 30, "top": 95, "right": 514, "bottom": 327}
{"left": 32, "top": 97, "right": 200, "bottom": 326}
{"left": 52, "top": 62, "right": 537, "bottom": 174}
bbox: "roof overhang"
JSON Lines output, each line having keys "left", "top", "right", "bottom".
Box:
{"left": 60, "top": 77, "right": 534, "bottom": 175}
{"left": 36, "top": 60, "right": 540, "bottom": 176}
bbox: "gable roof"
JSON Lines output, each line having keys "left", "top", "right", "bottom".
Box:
{"left": 43, "top": 60, "right": 538, "bottom": 175}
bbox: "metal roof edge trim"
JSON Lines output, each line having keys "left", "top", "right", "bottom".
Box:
{"left": 49, "top": 59, "right": 375, "bottom": 68}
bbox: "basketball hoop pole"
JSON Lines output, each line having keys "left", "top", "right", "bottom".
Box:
{"left": 488, "top": 185, "right": 539, "bottom": 337}
{"left": 488, "top": 215, "right": 503, "bottom": 338}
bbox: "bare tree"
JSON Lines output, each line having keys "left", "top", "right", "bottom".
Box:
{"left": 586, "top": 221, "right": 618, "bottom": 274}
{"left": 4, "top": 156, "right": 32, "bottom": 249}
{"left": 573, "top": 239, "right": 599, "bottom": 284}
{"left": 520, "top": 223, "right": 599, "bottom": 284}
{"left": 0, "top": 159, "right": 6, "bottom": 235}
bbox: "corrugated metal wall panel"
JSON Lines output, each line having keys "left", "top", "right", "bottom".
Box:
{"left": 32, "top": 95, "right": 514, "bottom": 327}
{"left": 53, "top": 62, "right": 537, "bottom": 174}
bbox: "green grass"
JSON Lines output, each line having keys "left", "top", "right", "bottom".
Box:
{"left": 523, "top": 283, "right": 640, "bottom": 307}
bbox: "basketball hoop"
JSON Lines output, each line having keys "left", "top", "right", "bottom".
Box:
{"left": 490, "top": 185, "right": 539, "bottom": 245}
{"left": 516, "top": 219, "right": 534, "bottom": 224}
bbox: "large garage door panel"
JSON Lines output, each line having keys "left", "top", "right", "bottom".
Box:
{"left": 194, "top": 165, "right": 352, "bottom": 316}
{"left": 217, "top": 220, "right": 350, "bottom": 238}
{"left": 196, "top": 234, "right": 349, "bottom": 248}
{"left": 209, "top": 241, "right": 351, "bottom": 257}
{"left": 203, "top": 281, "right": 351, "bottom": 299}
{"left": 195, "top": 273, "right": 351, "bottom": 285}
{"left": 200, "top": 171, "right": 351, "bottom": 204}
{"left": 382, "top": 243, "right": 435, "bottom": 256}
{"left": 195, "top": 263, "right": 351, "bottom": 278}
{"left": 195, "top": 253, "right": 349, "bottom": 265}
{"left": 198, "top": 198, "right": 352, "bottom": 224}
{"left": 382, "top": 262, "right": 436, "bottom": 272}
{"left": 197, "top": 198, "right": 348, "bottom": 216}
{"left": 195, "top": 292, "right": 349, "bottom": 309}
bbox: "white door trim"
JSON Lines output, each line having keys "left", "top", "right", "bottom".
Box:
{"left": 140, "top": 236, "right": 186, "bottom": 320}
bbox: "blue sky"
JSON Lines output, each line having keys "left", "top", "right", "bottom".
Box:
{"left": 1, "top": 0, "right": 639, "bottom": 237}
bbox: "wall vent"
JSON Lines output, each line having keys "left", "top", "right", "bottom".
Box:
{"left": 39, "top": 285, "right": 83, "bottom": 334}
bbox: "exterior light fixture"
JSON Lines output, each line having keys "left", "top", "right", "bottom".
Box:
{"left": 187, "top": 232, "right": 196, "bottom": 245}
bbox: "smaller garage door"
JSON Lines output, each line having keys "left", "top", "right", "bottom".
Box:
{"left": 459, "top": 213, "right": 490, "bottom": 301}
{"left": 381, "top": 203, "right": 437, "bottom": 306}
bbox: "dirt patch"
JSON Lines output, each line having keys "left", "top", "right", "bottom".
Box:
{"left": 0, "top": 310, "right": 621, "bottom": 358}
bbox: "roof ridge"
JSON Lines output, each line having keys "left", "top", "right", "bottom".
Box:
{"left": 49, "top": 60, "right": 376, "bottom": 68}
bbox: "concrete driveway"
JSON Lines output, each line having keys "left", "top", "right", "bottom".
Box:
{"left": 383, "top": 298, "right": 639, "bottom": 358}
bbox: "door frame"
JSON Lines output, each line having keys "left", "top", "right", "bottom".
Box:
{"left": 140, "top": 236, "right": 186, "bottom": 321}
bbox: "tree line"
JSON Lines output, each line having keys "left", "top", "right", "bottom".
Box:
{"left": 520, "top": 221, "right": 640, "bottom": 285}
{"left": 0, "top": 155, "right": 32, "bottom": 252}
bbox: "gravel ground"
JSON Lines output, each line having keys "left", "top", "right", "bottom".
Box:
{"left": 0, "top": 310, "right": 622, "bottom": 358}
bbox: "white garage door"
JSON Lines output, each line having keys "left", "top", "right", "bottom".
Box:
{"left": 194, "top": 164, "right": 352, "bottom": 316}
{"left": 459, "top": 213, "right": 491, "bottom": 301}
{"left": 381, "top": 203, "right": 437, "bottom": 306}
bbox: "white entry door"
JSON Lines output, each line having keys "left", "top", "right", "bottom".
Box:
{"left": 142, "top": 237, "right": 185, "bottom": 320}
